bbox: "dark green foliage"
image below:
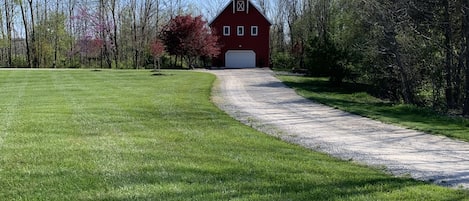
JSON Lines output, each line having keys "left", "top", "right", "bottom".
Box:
{"left": 272, "top": 52, "right": 296, "bottom": 70}
{"left": 363, "top": 46, "right": 403, "bottom": 102}
{"left": 271, "top": 0, "right": 469, "bottom": 115}
{"left": 306, "top": 37, "right": 333, "bottom": 77}
{"left": 10, "top": 56, "right": 29, "bottom": 68}
{"left": 306, "top": 36, "right": 355, "bottom": 86}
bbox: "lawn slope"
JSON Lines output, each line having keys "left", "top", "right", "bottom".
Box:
{"left": 0, "top": 70, "right": 467, "bottom": 200}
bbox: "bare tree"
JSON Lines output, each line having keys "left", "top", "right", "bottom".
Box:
{"left": 67, "top": 0, "right": 77, "bottom": 67}
{"left": 361, "top": 0, "right": 417, "bottom": 104}
{"left": 27, "top": 0, "right": 38, "bottom": 67}
{"left": 130, "top": 0, "right": 138, "bottom": 68}
{"left": 53, "top": 0, "right": 59, "bottom": 68}
{"left": 4, "top": 0, "right": 13, "bottom": 67}
{"left": 110, "top": 0, "right": 119, "bottom": 68}
{"left": 200, "top": 0, "right": 226, "bottom": 20}
{"left": 139, "top": 0, "right": 156, "bottom": 66}
{"left": 442, "top": 0, "right": 456, "bottom": 109}
{"left": 271, "top": 0, "right": 287, "bottom": 52}
{"left": 18, "top": 0, "right": 32, "bottom": 67}
{"left": 99, "top": 0, "right": 112, "bottom": 68}
{"left": 315, "top": 0, "right": 330, "bottom": 43}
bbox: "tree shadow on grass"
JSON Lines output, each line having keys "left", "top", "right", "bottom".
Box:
{"left": 79, "top": 157, "right": 469, "bottom": 201}
{"left": 281, "top": 77, "right": 469, "bottom": 141}
{"left": 282, "top": 78, "right": 370, "bottom": 95}
{"left": 151, "top": 72, "right": 174, "bottom": 76}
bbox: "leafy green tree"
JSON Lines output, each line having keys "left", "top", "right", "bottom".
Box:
{"left": 35, "top": 12, "right": 71, "bottom": 68}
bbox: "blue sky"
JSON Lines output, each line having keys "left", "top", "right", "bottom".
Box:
{"left": 185, "top": 0, "right": 275, "bottom": 21}
{"left": 184, "top": 0, "right": 230, "bottom": 20}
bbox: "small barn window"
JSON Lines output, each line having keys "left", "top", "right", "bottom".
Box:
{"left": 237, "top": 26, "right": 245, "bottom": 36}
{"left": 251, "top": 26, "right": 258, "bottom": 36}
{"left": 223, "top": 26, "right": 231, "bottom": 36}
{"left": 236, "top": 0, "right": 245, "bottom": 12}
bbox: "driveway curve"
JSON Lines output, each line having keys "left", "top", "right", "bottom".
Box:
{"left": 208, "top": 68, "right": 469, "bottom": 189}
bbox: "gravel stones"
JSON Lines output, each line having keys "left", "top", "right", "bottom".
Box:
{"left": 208, "top": 68, "right": 469, "bottom": 189}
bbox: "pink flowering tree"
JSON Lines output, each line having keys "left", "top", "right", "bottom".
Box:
{"left": 150, "top": 39, "right": 165, "bottom": 71}
{"left": 70, "top": 6, "right": 114, "bottom": 68}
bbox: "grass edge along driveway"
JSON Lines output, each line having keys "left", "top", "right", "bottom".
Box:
{"left": 0, "top": 69, "right": 467, "bottom": 200}
{"left": 277, "top": 75, "right": 469, "bottom": 142}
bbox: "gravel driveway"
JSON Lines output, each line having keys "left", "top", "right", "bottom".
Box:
{"left": 208, "top": 68, "right": 469, "bottom": 189}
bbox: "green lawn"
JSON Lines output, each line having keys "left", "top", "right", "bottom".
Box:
{"left": 0, "top": 70, "right": 467, "bottom": 200}
{"left": 278, "top": 75, "right": 469, "bottom": 142}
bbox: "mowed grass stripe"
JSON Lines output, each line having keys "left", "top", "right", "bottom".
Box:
{"left": 2, "top": 71, "right": 103, "bottom": 198}
{"left": 51, "top": 71, "right": 162, "bottom": 197}
{"left": 52, "top": 71, "right": 124, "bottom": 174}
{"left": 0, "top": 71, "right": 29, "bottom": 146}
{"left": 0, "top": 70, "right": 467, "bottom": 200}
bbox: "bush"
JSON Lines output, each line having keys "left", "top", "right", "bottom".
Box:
{"left": 272, "top": 52, "right": 296, "bottom": 70}
{"left": 306, "top": 36, "right": 356, "bottom": 86}
{"left": 306, "top": 37, "right": 334, "bottom": 76}
{"left": 11, "top": 57, "right": 28, "bottom": 68}
{"left": 65, "top": 58, "right": 82, "bottom": 69}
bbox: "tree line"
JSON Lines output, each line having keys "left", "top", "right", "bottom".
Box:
{"left": 0, "top": 0, "right": 196, "bottom": 69}
{"left": 265, "top": 0, "right": 469, "bottom": 116}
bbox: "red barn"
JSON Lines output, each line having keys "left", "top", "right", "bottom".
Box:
{"left": 210, "top": 0, "right": 272, "bottom": 68}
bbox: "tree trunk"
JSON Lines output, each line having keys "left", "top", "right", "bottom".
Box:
{"left": 99, "top": 0, "right": 112, "bottom": 69}
{"left": 317, "top": 0, "right": 329, "bottom": 43}
{"left": 111, "top": 0, "right": 119, "bottom": 69}
{"left": 68, "top": 0, "right": 76, "bottom": 67}
{"left": 286, "top": 0, "right": 298, "bottom": 54}
{"left": 4, "top": 0, "right": 13, "bottom": 67}
{"left": 369, "top": 1, "right": 416, "bottom": 104}
{"left": 53, "top": 0, "right": 59, "bottom": 68}
{"left": 443, "top": 0, "right": 455, "bottom": 109}
{"left": 19, "top": 1, "right": 31, "bottom": 68}
{"left": 153, "top": 56, "right": 157, "bottom": 71}
{"left": 456, "top": 44, "right": 464, "bottom": 106}
{"left": 385, "top": 27, "right": 415, "bottom": 104}
{"left": 463, "top": 0, "right": 469, "bottom": 115}
{"left": 28, "top": 0, "right": 38, "bottom": 67}
{"left": 131, "top": 0, "right": 138, "bottom": 69}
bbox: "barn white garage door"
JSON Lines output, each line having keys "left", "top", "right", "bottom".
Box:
{"left": 225, "top": 50, "right": 256, "bottom": 68}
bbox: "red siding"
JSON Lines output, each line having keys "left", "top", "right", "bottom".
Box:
{"left": 210, "top": 0, "right": 271, "bottom": 67}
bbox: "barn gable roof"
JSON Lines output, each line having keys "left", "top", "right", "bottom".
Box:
{"left": 209, "top": 0, "right": 272, "bottom": 26}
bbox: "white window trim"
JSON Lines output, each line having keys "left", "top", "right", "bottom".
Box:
{"left": 237, "top": 26, "right": 244, "bottom": 36}
{"left": 251, "top": 26, "right": 258, "bottom": 36}
{"left": 223, "top": 26, "right": 230, "bottom": 36}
